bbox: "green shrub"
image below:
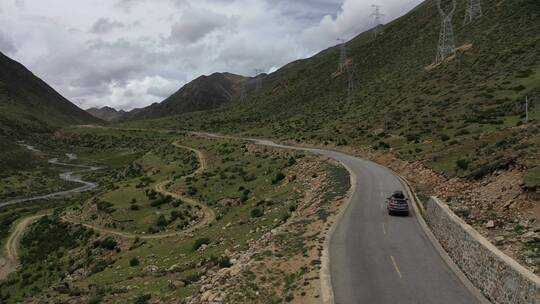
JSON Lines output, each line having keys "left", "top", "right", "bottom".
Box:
{"left": 218, "top": 256, "right": 232, "bottom": 268}
{"left": 378, "top": 141, "right": 390, "bottom": 149}
{"left": 192, "top": 238, "right": 211, "bottom": 251}
{"left": 156, "top": 215, "right": 168, "bottom": 227}
{"left": 272, "top": 172, "right": 286, "bottom": 184}
{"left": 129, "top": 257, "right": 140, "bottom": 267}
{"left": 96, "top": 201, "right": 115, "bottom": 213}
{"left": 134, "top": 294, "right": 152, "bottom": 304}
{"left": 130, "top": 204, "right": 140, "bottom": 211}
{"left": 456, "top": 159, "right": 470, "bottom": 171}
{"left": 100, "top": 237, "right": 117, "bottom": 250}
{"left": 251, "top": 208, "right": 264, "bottom": 218}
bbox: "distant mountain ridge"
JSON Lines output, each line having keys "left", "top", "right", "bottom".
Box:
{"left": 124, "top": 72, "right": 249, "bottom": 121}
{"left": 0, "top": 51, "right": 100, "bottom": 137}
{"left": 86, "top": 106, "right": 129, "bottom": 123}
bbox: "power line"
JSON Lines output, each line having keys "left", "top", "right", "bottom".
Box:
{"left": 435, "top": 0, "right": 457, "bottom": 64}
{"left": 463, "top": 0, "right": 482, "bottom": 25}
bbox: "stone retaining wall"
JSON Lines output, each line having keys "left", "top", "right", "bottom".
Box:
{"left": 424, "top": 197, "right": 540, "bottom": 304}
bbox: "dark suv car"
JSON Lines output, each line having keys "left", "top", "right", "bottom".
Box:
{"left": 387, "top": 191, "right": 409, "bottom": 216}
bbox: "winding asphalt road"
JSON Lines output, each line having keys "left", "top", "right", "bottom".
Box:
{"left": 207, "top": 135, "right": 480, "bottom": 304}
{"left": 80, "top": 127, "right": 479, "bottom": 303}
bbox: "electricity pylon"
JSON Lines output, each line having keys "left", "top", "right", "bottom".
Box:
{"left": 463, "top": 0, "right": 482, "bottom": 25}
{"left": 336, "top": 39, "right": 354, "bottom": 101}
{"left": 435, "top": 0, "right": 457, "bottom": 64}
{"left": 337, "top": 38, "right": 347, "bottom": 69}
{"left": 240, "top": 81, "right": 247, "bottom": 101}
{"left": 254, "top": 69, "right": 263, "bottom": 90}
{"left": 347, "top": 62, "right": 354, "bottom": 100}
{"left": 371, "top": 5, "right": 384, "bottom": 38}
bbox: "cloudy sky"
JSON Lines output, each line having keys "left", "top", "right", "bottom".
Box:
{"left": 0, "top": 0, "right": 421, "bottom": 110}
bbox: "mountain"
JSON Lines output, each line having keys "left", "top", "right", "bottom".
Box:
{"left": 126, "top": 72, "right": 249, "bottom": 121}
{"left": 86, "top": 106, "right": 128, "bottom": 123}
{"left": 0, "top": 52, "right": 101, "bottom": 137}
{"left": 124, "top": 0, "right": 539, "bottom": 180}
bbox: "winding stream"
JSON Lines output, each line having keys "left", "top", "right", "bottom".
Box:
{"left": 0, "top": 148, "right": 100, "bottom": 208}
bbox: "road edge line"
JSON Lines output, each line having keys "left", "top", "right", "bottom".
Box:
{"left": 398, "top": 176, "right": 491, "bottom": 304}
{"left": 320, "top": 161, "right": 356, "bottom": 304}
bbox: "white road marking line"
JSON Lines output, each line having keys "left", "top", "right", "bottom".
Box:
{"left": 382, "top": 222, "right": 386, "bottom": 235}
{"left": 390, "top": 255, "right": 403, "bottom": 279}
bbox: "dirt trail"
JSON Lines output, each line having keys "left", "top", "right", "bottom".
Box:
{"left": 0, "top": 214, "right": 46, "bottom": 280}
{"left": 64, "top": 141, "right": 215, "bottom": 240}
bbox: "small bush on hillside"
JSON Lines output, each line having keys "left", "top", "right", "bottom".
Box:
{"left": 272, "top": 172, "right": 286, "bottom": 184}
{"left": 134, "top": 294, "right": 152, "bottom": 304}
{"left": 251, "top": 208, "right": 264, "bottom": 218}
{"left": 440, "top": 134, "right": 451, "bottom": 142}
{"left": 156, "top": 215, "right": 168, "bottom": 227}
{"left": 218, "top": 256, "right": 232, "bottom": 268}
{"left": 193, "top": 238, "right": 211, "bottom": 251}
{"left": 456, "top": 159, "right": 470, "bottom": 171}
{"left": 455, "top": 129, "right": 470, "bottom": 136}
{"left": 96, "top": 201, "right": 115, "bottom": 213}
{"left": 378, "top": 141, "right": 390, "bottom": 149}
{"left": 130, "top": 257, "right": 140, "bottom": 267}
{"left": 100, "top": 237, "right": 118, "bottom": 250}
{"left": 130, "top": 204, "right": 140, "bottom": 211}
{"left": 188, "top": 186, "right": 198, "bottom": 195}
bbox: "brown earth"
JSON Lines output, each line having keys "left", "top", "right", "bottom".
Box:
{"left": 185, "top": 153, "right": 348, "bottom": 304}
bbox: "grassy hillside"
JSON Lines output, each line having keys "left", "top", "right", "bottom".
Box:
{"left": 0, "top": 52, "right": 100, "bottom": 138}
{"left": 124, "top": 72, "right": 249, "bottom": 121}
{"left": 123, "top": 0, "right": 540, "bottom": 180}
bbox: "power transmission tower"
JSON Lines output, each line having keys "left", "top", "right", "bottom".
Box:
{"left": 463, "top": 0, "right": 482, "bottom": 25}
{"left": 435, "top": 0, "right": 457, "bottom": 64}
{"left": 254, "top": 69, "right": 263, "bottom": 90}
{"left": 347, "top": 62, "right": 354, "bottom": 100}
{"left": 337, "top": 38, "right": 347, "bottom": 69}
{"left": 371, "top": 5, "right": 384, "bottom": 38}
{"left": 240, "top": 81, "right": 247, "bottom": 101}
{"left": 336, "top": 39, "right": 354, "bottom": 100}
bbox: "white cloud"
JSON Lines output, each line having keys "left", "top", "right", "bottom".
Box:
{"left": 168, "top": 7, "right": 230, "bottom": 44}
{"left": 90, "top": 18, "right": 125, "bottom": 34}
{"left": 81, "top": 76, "right": 180, "bottom": 110}
{"left": 302, "top": 0, "right": 422, "bottom": 51}
{"left": 2, "top": 0, "right": 421, "bottom": 110}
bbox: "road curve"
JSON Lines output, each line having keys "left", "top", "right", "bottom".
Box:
{"left": 195, "top": 133, "right": 479, "bottom": 304}
{"left": 81, "top": 126, "right": 479, "bottom": 303}
{"left": 0, "top": 214, "right": 46, "bottom": 280}
{"left": 319, "top": 151, "right": 478, "bottom": 304}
